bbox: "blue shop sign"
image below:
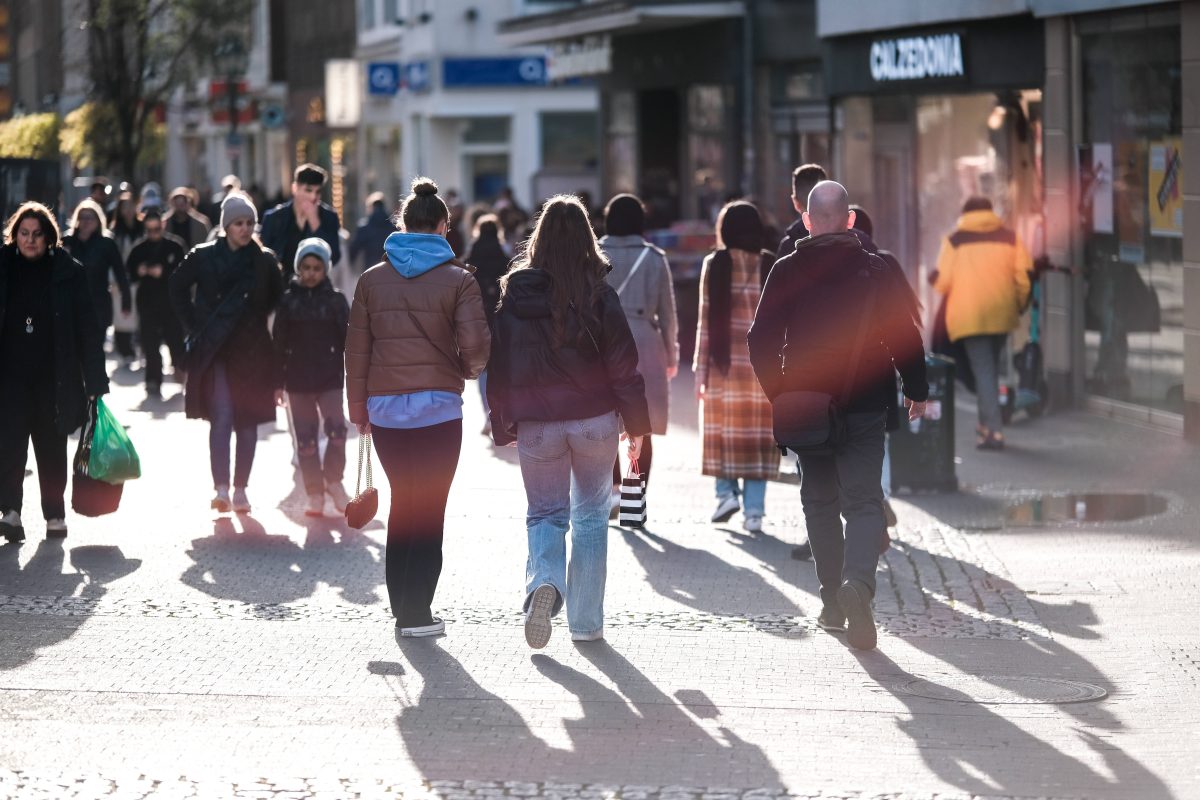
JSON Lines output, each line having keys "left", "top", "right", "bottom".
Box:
{"left": 368, "top": 62, "right": 401, "bottom": 96}
{"left": 405, "top": 61, "right": 432, "bottom": 93}
{"left": 442, "top": 56, "right": 547, "bottom": 88}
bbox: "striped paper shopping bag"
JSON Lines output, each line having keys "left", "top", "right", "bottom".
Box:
{"left": 618, "top": 458, "right": 646, "bottom": 528}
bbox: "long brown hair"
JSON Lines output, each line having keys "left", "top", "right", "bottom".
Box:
{"left": 502, "top": 194, "right": 609, "bottom": 349}
{"left": 4, "top": 201, "right": 61, "bottom": 248}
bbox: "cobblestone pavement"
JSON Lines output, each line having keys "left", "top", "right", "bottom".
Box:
{"left": 1, "top": 363, "right": 1198, "bottom": 798}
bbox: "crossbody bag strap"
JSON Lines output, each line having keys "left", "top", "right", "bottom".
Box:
{"left": 614, "top": 246, "right": 652, "bottom": 297}
{"left": 838, "top": 261, "right": 880, "bottom": 406}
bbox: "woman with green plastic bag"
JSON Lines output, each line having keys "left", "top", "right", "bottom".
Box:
{"left": 0, "top": 202, "right": 110, "bottom": 542}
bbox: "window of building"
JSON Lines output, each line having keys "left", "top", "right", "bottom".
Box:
{"left": 463, "top": 116, "right": 511, "bottom": 145}
{"left": 359, "top": 0, "right": 377, "bottom": 30}
{"left": 1079, "top": 9, "right": 1182, "bottom": 412}
{"left": 540, "top": 112, "right": 599, "bottom": 171}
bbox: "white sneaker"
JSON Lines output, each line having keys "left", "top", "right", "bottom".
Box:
{"left": 211, "top": 488, "right": 231, "bottom": 513}
{"left": 525, "top": 583, "right": 557, "bottom": 649}
{"left": 232, "top": 488, "right": 251, "bottom": 513}
{"left": 326, "top": 483, "right": 351, "bottom": 514}
{"left": 46, "top": 518, "right": 68, "bottom": 539}
{"left": 397, "top": 617, "right": 446, "bottom": 638}
{"left": 571, "top": 629, "right": 604, "bottom": 642}
{"left": 1, "top": 510, "right": 24, "bottom": 543}
{"left": 711, "top": 495, "right": 740, "bottom": 523}
{"left": 305, "top": 494, "right": 325, "bottom": 517}
{"left": 742, "top": 514, "right": 763, "bottom": 534}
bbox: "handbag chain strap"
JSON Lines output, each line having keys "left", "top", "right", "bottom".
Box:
{"left": 356, "top": 432, "right": 373, "bottom": 496}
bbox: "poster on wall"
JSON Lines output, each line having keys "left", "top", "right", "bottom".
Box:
{"left": 1115, "top": 140, "right": 1146, "bottom": 263}
{"left": 1149, "top": 138, "right": 1183, "bottom": 237}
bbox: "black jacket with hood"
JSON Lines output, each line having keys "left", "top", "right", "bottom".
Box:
{"left": 776, "top": 217, "right": 810, "bottom": 260}
{"left": 748, "top": 231, "right": 928, "bottom": 414}
{"left": 486, "top": 269, "right": 651, "bottom": 446}
{"left": 272, "top": 276, "right": 350, "bottom": 393}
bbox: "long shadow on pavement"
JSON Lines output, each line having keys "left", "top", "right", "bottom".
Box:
{"left": 0, "top": 541, "right": 141, "bottom": 671}
{"left": 392, "top": 635, "right": 782, "bottom": 789}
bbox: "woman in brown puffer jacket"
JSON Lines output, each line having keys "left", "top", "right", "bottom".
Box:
{"left": 344, "top": 177, "right": 490, "bottom": 639}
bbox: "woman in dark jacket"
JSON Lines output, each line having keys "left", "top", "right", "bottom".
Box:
{"left": 62, "top": 198, "right": 131, "bottom": 337}
{"left": 0, "top": 203, "right": 109, "bottom": 542}
{"left": 169, "top": 193, "right": 284, "bottom": 513}
{"left": 487, "top": 194, "right": 651, "bottom": 649}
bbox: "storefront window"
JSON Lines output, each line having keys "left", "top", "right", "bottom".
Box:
{"left": 687, "top": 84, "right": 728, "bottom": 223}
{"left": 1080, "top": 11, "right": 1182, "bottom": 412}
{"left": 540, "top": 112, "right": 599, "bottom": 172}
{"left": 605, "top": 91, "right": 637, "bottom": 197}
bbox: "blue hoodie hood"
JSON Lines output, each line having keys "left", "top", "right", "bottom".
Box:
{"left": 384, "top": 231, "right": 455, "bottom": 278}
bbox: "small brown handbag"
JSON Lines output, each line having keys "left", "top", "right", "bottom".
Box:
{"left": 345, "top": 432, "right": 379, "bottom": 529}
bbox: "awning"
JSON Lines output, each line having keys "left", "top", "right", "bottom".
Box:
{"left": 498, "top": 1, "right": 746, "bottom": 47}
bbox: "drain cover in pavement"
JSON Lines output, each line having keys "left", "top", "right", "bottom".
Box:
{"left": 898, "top": 675, "right": 1108, "bottom": 704}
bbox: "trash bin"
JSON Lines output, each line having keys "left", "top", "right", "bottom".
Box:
{"left": 890, "top": 355, "right": 957, "bottom": 493}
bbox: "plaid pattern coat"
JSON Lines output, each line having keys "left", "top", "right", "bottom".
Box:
{"left": 693, "top": 250, "right": 779, "bottom": 480}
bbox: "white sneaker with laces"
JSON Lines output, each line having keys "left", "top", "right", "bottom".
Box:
{"left": 211, "top": 488, "right": 232, "bottom": 513}
{"left": 398, "top": 617, "right": 446, "bottom": 638}
{"left": 742, "top": 514, "right": 763, "bottom": 534}
{"left": 711, "top": 495, "right": 740, "bottom": 523}
{"left": 232, "top": 488, "right": 251, "bottom": 513}
{"left": 525, "top": 583, "right": 557, "bottom": 649}
{"left": 46, "top": 518, "right": 68, "bottom": 538}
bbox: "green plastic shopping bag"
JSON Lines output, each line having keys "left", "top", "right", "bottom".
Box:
{"left": 87, "top": 398, "right": 141, "bottom": 483}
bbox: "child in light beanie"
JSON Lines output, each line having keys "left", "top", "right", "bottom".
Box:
{"left": 272, "top": 237, "right": 352, "bottom": 515}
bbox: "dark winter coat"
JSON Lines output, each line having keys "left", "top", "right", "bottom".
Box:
{"left": 165, "top": 208, "right": 212, "bottom": 251}
{"left": 169, "top": 238, "right": 284, "bottom": 425}
{"left": 272, "top": 276, "right": 350, "bottom": 394}
{"left": 349, "top": 207, "right": 394, "bottom": 274}
{"left": 776, "top": 217, "right": 810, "bottom": 260}
{"left": 62, "top": 231, "right": 130, "bottom": 330}
{"left": 464, "top": 235, "right": 510, "bottom": 326}
{"left": 0, "top": 244, "right": 110, "bottom": 434}
{"left": 486, "top": 269, "right": 651, "bottom": 446}
{"left": 260, "top": 201, "right": 342, "bottom": 278}
{"left": 748, "top": 232, "right": 928, "bottom": 414}
{"left": 126, "top": 233, "right": 186, "bottom": 318}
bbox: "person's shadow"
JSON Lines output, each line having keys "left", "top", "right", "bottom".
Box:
{"left": 617, "top": 526, "right": 811, "bottom": 635}
{"left": 0, "top": 540, "right": 141, "bottom": 671}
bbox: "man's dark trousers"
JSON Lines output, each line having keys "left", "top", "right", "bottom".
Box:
{"left": 797, "top": 411, "right": 887, "bottom": 607}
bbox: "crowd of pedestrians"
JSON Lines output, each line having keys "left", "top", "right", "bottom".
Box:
{"left": 1, "top": 154, "right": 1041, "bottom": 653}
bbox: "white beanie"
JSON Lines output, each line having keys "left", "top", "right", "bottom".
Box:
{"left": 294, "top": 236, "right": 332, "bottom": 273}
{"left": 220, "top": 192, "right": 258, "bottom": 230}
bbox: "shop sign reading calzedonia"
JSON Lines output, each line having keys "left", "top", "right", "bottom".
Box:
{"left": 869, "top": 32, "right": 964, "bottom": 83}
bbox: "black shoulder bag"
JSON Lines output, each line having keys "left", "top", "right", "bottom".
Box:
{"left": 770, "top": 267, "right": 878, "bottom": 456}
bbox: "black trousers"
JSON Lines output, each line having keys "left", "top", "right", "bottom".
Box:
{"left": 0, "top": 381, "right": 68, "bottom": 520}
{"left": 612, "top": 434, "right": 654, "bottom": 488}
{"left": 140, "top": 307, "right": 185, "bottom": 389}
{"left": 797, "top": 412, "right": 887, "bottom": 608}
{"left": 372, "top": 418, "right": 462, "bottom": 626}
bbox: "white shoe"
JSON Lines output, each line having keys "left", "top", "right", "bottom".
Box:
{"left": 397, "top": 617, "right": 446, "bottom": 638}
{"left": 211, "top": 488, "right": 231, "bottom": 513}
{"left": 46, "top": 518, "right": 68, "bottom": 538}
{"left": 326, "top": 483, "right": 351, "bottom": 514}
{"left": 525, "top": 583, "right": 557, "bottom": 649}
{"left": 305, "top": 494, "right": 325, "bottom": 517}
{"left": 1, "top": 510, "right": 24, "bottom": 543}
{"left": 571, "top": 629, "right": 604, "bottom": 642}
{"left": 711, "top": 495, "right": 740, "bottom": 523}
{"left": 232, "top": 488, "right": 251, "bottom": 513}
{"left": 742, "top": 514, "right": 763, "bottom": 534}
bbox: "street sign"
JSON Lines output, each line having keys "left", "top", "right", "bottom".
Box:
{"left": 324, "top": 59, "right": 361, "bottom": 127}
{"left": 442, "top": 57, "right": 547, "bottom": 88}
{"left": 404, "top": 61, "right": 432, "bottom": 93}
{"left": 368, "top": 62, "right": 401, "bottom": 96}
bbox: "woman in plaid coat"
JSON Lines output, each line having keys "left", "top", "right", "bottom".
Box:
{"left": 693, "top": 201, "right": 779, "bottom": 533}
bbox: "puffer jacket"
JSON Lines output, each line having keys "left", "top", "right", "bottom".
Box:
{"left": 486, "top": 268, "right": 651, "bottom": 446}
{"left": 273, "top": 276, "right": 350, "bottom": 393}
{"left": 344, "top": 258, "right": 490, "bottom": 426}
{"left": 933, "top": 210, "right": 1032, "bottom": 341}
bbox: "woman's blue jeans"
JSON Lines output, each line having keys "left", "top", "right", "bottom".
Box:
{"left": 517, "top": 411, "right": 618, "bottom": 637}
{"left": 715, "top": 477, "right": 766, "bottom": 516}
{"left": 208, "top": 360, "right": 258, "bottom": 490}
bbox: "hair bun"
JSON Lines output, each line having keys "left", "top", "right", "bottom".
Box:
{"left": 411, "top": 177, "right": 439, "bottom": 197}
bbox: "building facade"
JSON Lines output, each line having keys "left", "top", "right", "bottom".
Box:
{"left": 818, "top": 0, "right": 1198, "bottom": 440}
{"left": 353, "top": 0, "right": 599, "bottom": 220}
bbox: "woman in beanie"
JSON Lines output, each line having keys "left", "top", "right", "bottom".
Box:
{"left": 694, "top": 200, "right": 778, "bottom": 533}
{"left": 345, "top": 177, "right": 490, "bottom": 638}
{"left": 169, "top": 191, "right": 284, "bottom": 512}
{"left": 599, "top": 193, "right": 678, "bottom": 502}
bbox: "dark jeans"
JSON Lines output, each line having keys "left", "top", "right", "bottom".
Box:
{"left": 140, "top": 309, "right": 185, "bottom": 389}
{"left": 113, "top": 330, "right": 136, "bottom": 359}
{"left": 797, "top": 412, "right": 887, "bottom": 607}
{"left": 0, "top": 381, "right": 67, "bottom": 520}
{"left": 373, "top": 418, "right": 462, "bottom": 627}
{"left": 208, "top": 360, "right": 258, "bottom": 489}
{"left": 289, "top": 389, "right": 347, "bottom": 495}
{"left": 612, "top": 434, "right": 654, "bottom": 488}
